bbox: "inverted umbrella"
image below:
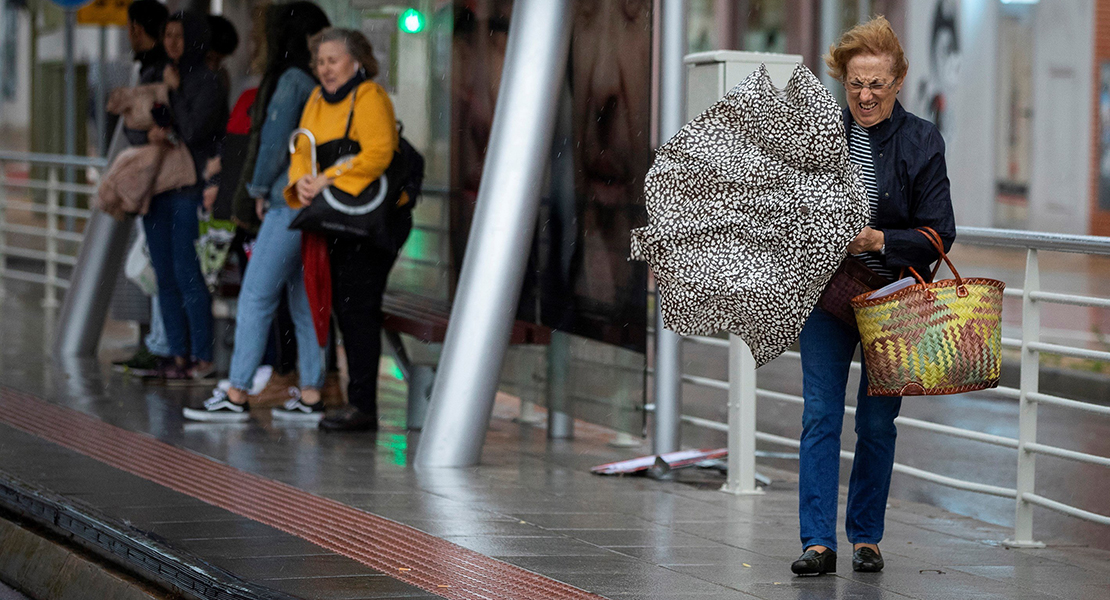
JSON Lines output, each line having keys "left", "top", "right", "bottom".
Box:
{"left": 630, "top": 63, "right": 869, "bottom": 367}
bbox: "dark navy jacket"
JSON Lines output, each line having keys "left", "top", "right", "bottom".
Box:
{"left": 843, "top": 100, "right": 956, "bottom": 279}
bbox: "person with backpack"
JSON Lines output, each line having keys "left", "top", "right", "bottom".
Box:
{"left": 184, "top": 2, "right": 331, "bottom": 421}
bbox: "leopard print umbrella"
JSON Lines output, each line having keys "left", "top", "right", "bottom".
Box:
{"left": 630, "top": 63, "right": 869, "bottom": 367}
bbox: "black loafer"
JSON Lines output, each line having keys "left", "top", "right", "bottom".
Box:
{"left": 319, "top": 406, "right": 378, "bottom": 432}
{"left": 791, "top": 548, "right": 836, "bottom": 576}
{"left": 852, "top": 546, "right": 884, "bottom": 572}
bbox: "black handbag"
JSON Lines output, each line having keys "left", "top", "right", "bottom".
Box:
{"left": 288, "top": 89, "right": 424, "bottom": 253}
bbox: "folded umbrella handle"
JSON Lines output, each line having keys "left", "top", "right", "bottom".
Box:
{"left": 288, "top": 128, "right": 318, "bottom": 178}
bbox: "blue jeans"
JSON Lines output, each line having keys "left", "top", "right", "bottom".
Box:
{"left": 142, "top": 187, "right": 213, "bottom": 362}
{"left": 798, "top": 307, "right": 902, "bottom": 552}
{"left": 227, "top": 204, "right": 324, "bottom": 391}
{"left": 144, "top": 296, "right": 171, "bottom": 357}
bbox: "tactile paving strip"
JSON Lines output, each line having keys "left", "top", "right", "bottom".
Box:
{"left": 0, "top": 386, "right": 608, "bottom": 600}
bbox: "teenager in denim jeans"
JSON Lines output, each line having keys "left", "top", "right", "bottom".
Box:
{"left": 184, "top": 3, "right": 331, "bottom": 422}
{"left": 144, "top": 12, "right": 226, "bottom": 382}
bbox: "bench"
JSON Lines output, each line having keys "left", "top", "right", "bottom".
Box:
{"left": 380, "top": 291, "right": 551, "bottom": 429}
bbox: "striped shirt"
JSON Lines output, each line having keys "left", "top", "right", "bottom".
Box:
{"left": 848, "top": 122, "right": 895, "bottom": 280}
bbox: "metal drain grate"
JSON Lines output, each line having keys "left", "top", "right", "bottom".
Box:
{"left": 0, "top": 473, "right": 302, "bottom": 600}
{"left": 0, "top": 386, "right": 609, "bottom": 600}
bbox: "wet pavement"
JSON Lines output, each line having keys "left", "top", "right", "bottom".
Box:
{"left": 1, "top": 278, "right": 1110, "bottom": 599}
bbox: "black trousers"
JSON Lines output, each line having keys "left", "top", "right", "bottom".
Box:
{"left": 328, "top": 237, "right": 397, "bottom": 417}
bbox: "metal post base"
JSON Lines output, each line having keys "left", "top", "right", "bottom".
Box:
{"left": 1002, "top": 539, "right": 1046, "bottom": 549}
{"left": 608, "top": 432, "right": 642, "bottom": 448}
{"left": 547, "top": 410, "right": 573, "bottom": 440}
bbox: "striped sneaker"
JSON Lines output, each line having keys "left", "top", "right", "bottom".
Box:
{"left": 270, "top": 388, "right": 325, "bottom": 422}
{"left": 182, "top": 388, "right": 250, "bottom": 422}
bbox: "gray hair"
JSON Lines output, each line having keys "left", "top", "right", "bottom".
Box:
{"left": 309, "top": 27, "right": 379, "bottom": 80}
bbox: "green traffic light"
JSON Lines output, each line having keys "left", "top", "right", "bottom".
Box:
{"left": 398, "top": 8, "right": 426, "bottom": 34}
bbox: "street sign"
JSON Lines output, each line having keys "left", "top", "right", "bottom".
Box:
{"left": 77, "top": 0, "right": 128, "bottom": 26}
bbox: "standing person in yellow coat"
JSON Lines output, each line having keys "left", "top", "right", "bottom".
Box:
{"left": 285, "top": 28, "right": 406, "bottom": 432}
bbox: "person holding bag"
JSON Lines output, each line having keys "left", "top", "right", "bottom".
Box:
{"left": 792, "top": 16, "right": 956, "bottom": 576}
{"left": 285, "top": 28, "right": 409, "bottom": 432}
{"left": 142, "top": 11, "right": 227, "bottom": 382}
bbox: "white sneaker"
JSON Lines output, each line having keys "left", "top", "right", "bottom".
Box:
{"left": 270, "top": 388, "right": 325, "bottom": 422}
{"left": 183, "top": 388, "right": 251, "bottom": 422}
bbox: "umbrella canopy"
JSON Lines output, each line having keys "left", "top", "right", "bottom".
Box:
{"left": 631, "top": 63, "right": 869, "bottom": 366}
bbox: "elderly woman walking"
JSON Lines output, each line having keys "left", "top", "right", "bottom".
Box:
{"left": 791, "top": 16, "right": 956, "bottom": 576}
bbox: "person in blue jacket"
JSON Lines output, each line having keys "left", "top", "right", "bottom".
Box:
{"left": 791, "top": 16, "right": 956, "bottom": 577}
{"left": 184, "top": 2, "right": 331, "bottom": 421}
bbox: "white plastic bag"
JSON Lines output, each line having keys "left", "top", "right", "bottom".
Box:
{"left": 125, "top": 228, "right": 158, "bottom": 296}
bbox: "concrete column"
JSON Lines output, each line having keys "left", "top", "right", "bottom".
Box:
{"left": 414, "top": 0, "right": 573, "bottom": 467}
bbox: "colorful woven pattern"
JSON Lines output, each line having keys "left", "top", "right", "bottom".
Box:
{"left": 850, "top": 227, "right": 1005, "bottom": 397}
{"left": 852, "top": 279, "right": 1004, "bottom": 395}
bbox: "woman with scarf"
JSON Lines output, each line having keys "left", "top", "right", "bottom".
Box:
{"left": 285, "top": 28, "right": 404, "bottom": 432}
{"left": 184, "top": 2, "right": 331, "bottom": 422}
{"left": 145, "top": 12, "right": 227, "bottom": 382}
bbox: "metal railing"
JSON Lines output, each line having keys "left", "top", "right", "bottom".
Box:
{"left": 668, "top": 226, "right": 1110, "bottom": 547}
{"left": 0, "top": 152, "right": 105, "bottom": 309}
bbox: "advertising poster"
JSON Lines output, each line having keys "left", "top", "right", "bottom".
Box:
{"left": 449, "top": 0, "right": 651, "bottom": 353}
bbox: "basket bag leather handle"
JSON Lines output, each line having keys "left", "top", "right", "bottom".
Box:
{"left": 906, "top": 227, "right": 968, "bottom": 297}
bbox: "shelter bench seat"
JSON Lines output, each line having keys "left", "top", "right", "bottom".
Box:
{"left": 380, "top": 291, "right": 551, "bottom": 429}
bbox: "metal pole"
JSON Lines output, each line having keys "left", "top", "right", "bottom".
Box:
{"left": 414, "top": 0, "right": 573, "bottom": 468}
{"left": 723, "top": 334, "right": 763, "bottom": 494}
{"left": 1005, "top": 249, "right": 1045, "bottom": 548}
{"left": 547, "top": 331, "right": 573, "bottom": 439}
{"left": 819, "top": 0, "right": 840, "bottom": 92}
{"left": 53, "top": 211, "right": 134, "bottom": 356}
{"left": 857, "top": 0, "right": 871, "bottom": 23}
{"left": 0, "top": 161, "right": 7, "bottom": 304}
{"left": 97, "top": 26, "right": 108, "bottom": 156}
{"left": 52, "top": 120, "right": 133, "bottom": 358}
{"left": 63, "top": 9, "right": 77, "bottom": 231}
{"left": 43, "top": 168, "right": 60, "bottom": 310}
{"left": 651, "top": 0, "right": 687, "bottom": 456}
{"left": 546, "top": 68, "right": 576, "bottom": 440}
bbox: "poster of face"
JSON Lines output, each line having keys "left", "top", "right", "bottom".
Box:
{"left": 913, "top": 0, "right": 961, "bottom": 138}
{"left": 449, "top": 0, "right": 652, "bottom": 352}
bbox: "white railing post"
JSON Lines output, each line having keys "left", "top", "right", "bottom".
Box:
{"left": 1006, "top": 248, "right": 1045, "bottom": 548}
{"left": 43, "top": 167, "right": 60, "bottom": 310}
{"left": 0, "top": 160, "right": 7, "bottom": 304}
{"left": 723, "top": 334, "right": 764, "bottom": 495}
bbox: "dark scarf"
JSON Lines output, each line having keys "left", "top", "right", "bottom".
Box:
{"left": 321, "top": 71, "right": 366, "bottom": 104}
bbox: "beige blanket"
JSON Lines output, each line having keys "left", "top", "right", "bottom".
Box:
{"left": 96, "top": 143, "right": 197, "bottom": 219}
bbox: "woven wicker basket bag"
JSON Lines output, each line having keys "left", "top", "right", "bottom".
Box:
{"left": 850, "top": 228, "right": 1005, "bottom": 396}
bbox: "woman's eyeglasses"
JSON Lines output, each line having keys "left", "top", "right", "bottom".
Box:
{"left": 844, "top": 79, "right": 898, "bottom": 93}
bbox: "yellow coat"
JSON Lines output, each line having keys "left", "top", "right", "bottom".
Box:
{"left": 284, "top": 80, "right": 398, "bottom": 208}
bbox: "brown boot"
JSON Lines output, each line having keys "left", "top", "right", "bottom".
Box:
{"left": 321, "top": 371, "right": 345, "bottom": 407}
{"left": 252, "top": 371, "right": 300, "bottom": 408}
